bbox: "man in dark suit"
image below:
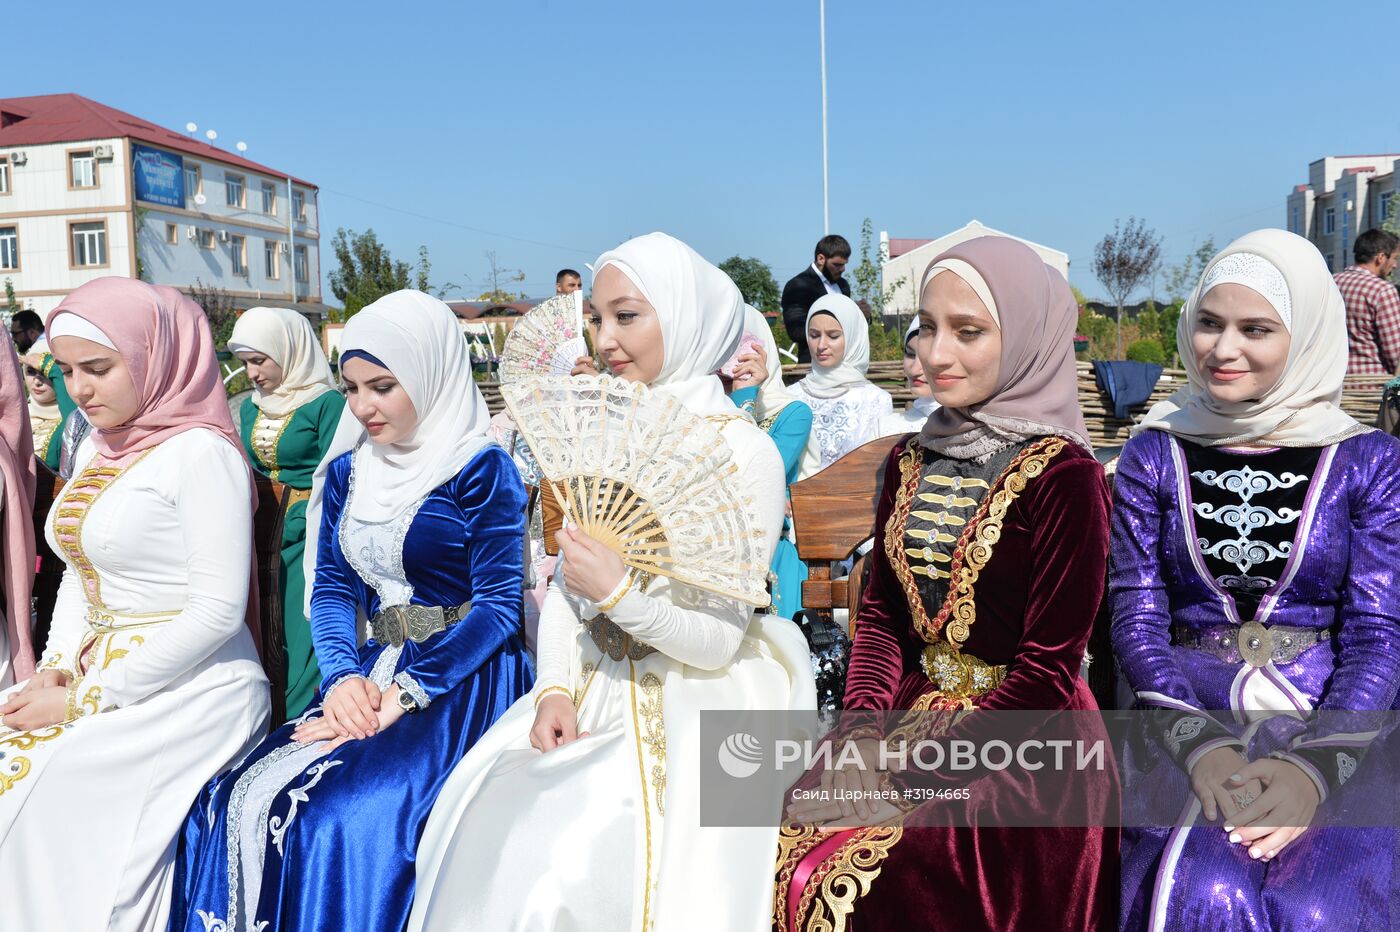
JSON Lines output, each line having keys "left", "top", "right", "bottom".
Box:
{"left": 781, "top": 234, "right": 852, "bottom": 362}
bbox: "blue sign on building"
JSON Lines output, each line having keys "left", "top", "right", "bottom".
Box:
{"left": 132, "top": 144, "right": 185, "bottom": 208}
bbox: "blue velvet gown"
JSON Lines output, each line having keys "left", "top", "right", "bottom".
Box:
{"left": 167, "top": 445, "right": 532, "bottom": 932}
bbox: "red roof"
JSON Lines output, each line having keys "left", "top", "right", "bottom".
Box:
{"left": 887, "top": 237, "right": 932, "bottom": 259}
{"left": 0, "top": 94, "right": 315, "bottom": 188}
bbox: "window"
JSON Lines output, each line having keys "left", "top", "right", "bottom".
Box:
{"left": 1382, "top": 192, "right": 1394, "bottom": 223}
{"left": 197, "top": 228, "right": 215, "bottom": 250}
{"left": 1290, "top": 206, "right": 1300, "bottom": 234}
{"left": 264, "top": 240, "right": 280, "bottom": 279}
{"left": 1324, "top": 207, "right": 1336, "bottom": 235}
{"left": 71, "top": 221, "right": 107, "bottom": 267}
{"left": 69, "top": 151, "right": 97, "bottom": 188}
{"left": 292, "top": 189, "right": 305, "bottom": 221}
{"left": 0, "top": 227, "right": 17, "bottom": 270}
{"left": 165, "top": 222, "right": 178, "bottom": 244}
{"left": 230, "top": 234, "right": 247, "bottom": 275}
{"left": 294, "top": 244, "right": 309, "bottom": 283}
{"left": 225, "top": 173, "right": 245, "bottom": 208}
{"left": 184, "top": 164, "right": 202, "bottom": 200}
{"left": 0, "top": 158, "right": 9, "bottom": 195}
{"left": 261, "top": 181, "right": 276, "bottom": 215}
{"left": 1327, "top": 253, "right": 1336, "bottom": 272}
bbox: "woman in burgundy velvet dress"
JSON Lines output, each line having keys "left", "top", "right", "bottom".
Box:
{"left": 774, "top": 236, "right": 1117, "bottom": 932}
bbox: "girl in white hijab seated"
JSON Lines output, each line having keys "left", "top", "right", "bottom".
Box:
{"left": 790, "top": 293, "right": 894, "bottom": 478}
{"left": 409, "top": 233, "right": 816, "bottom": 932}
{"left": 879, "top": 315, "right": 940, "bottom": 436}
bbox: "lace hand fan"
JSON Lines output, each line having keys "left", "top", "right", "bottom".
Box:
{"left": 498, "top": 293, "right": 588, "bottom": 385}
{"left": 503, "top": 374, "right": 771, "bottom": 607}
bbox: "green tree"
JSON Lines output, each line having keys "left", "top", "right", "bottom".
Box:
{"left": 718, "top": 256, "right": 780, "bottom": 312}
{"left": 1162, "top": 237, "right": 1217, "bottom": 302}
{"left": 1092, "top": 216, "right": 1162, "bottom": 357}
{"left": 329, "top": 228, "right": 412, "bottom": 319}
{"left": 850, "top": 217, "right": 909, "bottom": 330}
{"left": 474, "top": 250, "right": 528, "bottom": 305}
{"left": 416, "top": 245, "right": 458, "bottom": 299}
{"left": 3, "top": 278, "right": 21, "bottom": 316}
{"left": 1126, "top": 338, "right": 1166, "bottom": 365}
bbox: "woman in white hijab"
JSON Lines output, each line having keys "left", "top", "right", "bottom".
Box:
{"left": 227, "top": 306, "right": 345, "bottom": 717}
{"left": 879, "top": 316, "right": 940, "bottom": 436}
{"left": 1110, "top": 230, "right": 1400, "bottom": 930}
{"left": 410, "top": 234, "right": 815, "bottom": 932}
{"left": 168, "top": 291, "right": 532, "bottom": 932}
{"left": 790, "top": 293, "right": 894, "bottom": 478}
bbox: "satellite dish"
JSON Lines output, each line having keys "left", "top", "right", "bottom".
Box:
{"left": 205, "top": 129, "right": 218, "bottom": 141}
{"left": 236, "top": 141, "right": 247, "bottom": 153}
{"left": 194, "top": 193, "right": 207, "bottom": 206}
{"left": 185, "top": 122, "right": 198, "bottom": 134}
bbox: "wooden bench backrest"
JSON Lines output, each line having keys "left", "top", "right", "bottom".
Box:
{"left": 789, "top": 434, "right": 901, "bottom": 621}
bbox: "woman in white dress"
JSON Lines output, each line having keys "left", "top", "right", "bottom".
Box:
{"left": 879, "top": 316, "right": 940, "bottom": 436}
{"left": 410, "top": 232, "right": 816, "bottom": 932}
{"left": 790, "top": 294, "right": 894, "bottom": 478}
{"left": 0, "top": 277, "right": 270, "bottom": 931}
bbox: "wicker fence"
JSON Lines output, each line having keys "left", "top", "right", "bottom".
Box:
{"left": 477, "top": 361, "right": 1386, "bottom": 449}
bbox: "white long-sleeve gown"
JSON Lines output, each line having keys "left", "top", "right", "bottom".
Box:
{"left": 410, "top": 417, "right": 816, "bottom": 932}
{"left": 0, "top": 428, "right": 270, "bottom": 931}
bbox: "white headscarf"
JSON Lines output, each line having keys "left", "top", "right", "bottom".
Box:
{"left": 797, "top": 293, "right": 870, "bottom": 398}
{"left": 228, "top": 306, "right": 338, "bottom": 417}
{"left": 741, "top": 305, "right": 800, "bottom": 422}
{"left": 1133, "top": 228, "right": 1369, "bottom": 448}
{"left": 593, "top": 232, "right": 743, "bottom": 417}
{"left": 900, "top": 316, "right": 938, "bottom": 420}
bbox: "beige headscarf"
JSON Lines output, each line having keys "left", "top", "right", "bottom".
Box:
{"left": 228, "top": 306, "right": 337, "bottom": 418}
{"left": 1133, "top": 229, "right": 1369, "bottom": 447}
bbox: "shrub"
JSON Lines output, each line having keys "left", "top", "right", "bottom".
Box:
{"left": 1126, "top": 339, "right": 1166, "bottom": 366}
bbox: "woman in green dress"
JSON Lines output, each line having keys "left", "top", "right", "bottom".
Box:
{"left": 228, "top": 306, "right": 344, "bottom": 716}
{"left": 22, "top": 351, "right": 74, "bottom": 472}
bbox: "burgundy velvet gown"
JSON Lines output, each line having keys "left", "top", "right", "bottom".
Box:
{"left": 774, "top": 435, "right": 1119, "bottom": 932}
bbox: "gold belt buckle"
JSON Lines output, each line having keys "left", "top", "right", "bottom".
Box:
{"left": 1237, "top": 620, "right": 1271, "bottom": 667}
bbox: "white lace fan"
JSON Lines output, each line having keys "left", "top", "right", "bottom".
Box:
{"left": 503, "top": 374, "right": 771, "bottom": 607}
{"left": 498, "top": 292, "right": 587, "bottom": 385}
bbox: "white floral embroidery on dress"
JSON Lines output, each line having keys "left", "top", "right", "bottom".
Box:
{"left": 1166, "top": 716, "right": 1207, "bottom": 756}
{"left": 1191, "top": 465, "right": 1307, "bottom": 590}
{"left": 269, "top": 759, "right": 346, "bottom": 856}
{"left": 793, "top": 383, "right": 890, "bottom": 469}
{"left": 340, "top": 454, "right": 431, "bottom": 609}
{"left": 1337, "top": 751, "right": 1358, "bottom": 785}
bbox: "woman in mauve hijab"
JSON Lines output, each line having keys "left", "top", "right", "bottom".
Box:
{"left": 1111, "top": 230, "right": 1400, "bottom": 930}
{"left": 0, "top": 277, "right": 269, "bottom": 931}
{"left": 776, "top": 236, "right": 1117, "bottom": 932}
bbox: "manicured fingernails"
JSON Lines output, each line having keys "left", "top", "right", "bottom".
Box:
{"left": 1229, "top": 833, "right": 1242, "bottom": 843}
{"left": 1249, "top": 847, "right": 1261, "bottom": 859}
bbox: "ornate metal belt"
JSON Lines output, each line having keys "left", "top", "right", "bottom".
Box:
{"left": 920, "top": 640, "right": 1006, "bottom": 701}
{"left": 584, "top": 613, "right": 656, "bottom": 661}
{"left": 1173, "top": 621, "right": 1333, "bottom": 667}
{"left": 369, "top": 602, "right": 470, "bottom": 647}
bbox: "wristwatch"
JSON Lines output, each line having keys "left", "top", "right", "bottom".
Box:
{"left": 397, "top": 688, "right": 420, "bottom": 714}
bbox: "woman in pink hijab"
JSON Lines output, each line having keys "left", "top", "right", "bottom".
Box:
{"left": 0, "top": 334, "right": 35, "bottom": 688}
{"left": 776, "top": 237, "right": 1117, "bottom": 932}
{"left": 0, "top": 277, "right": 270, "bottom": 932}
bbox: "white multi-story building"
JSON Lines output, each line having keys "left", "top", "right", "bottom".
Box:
{"left": 0, "top": 93, "right": 321, "bottom": 319}
{"left": 1286, "top": 154, "right": 1400, "bottom": 272}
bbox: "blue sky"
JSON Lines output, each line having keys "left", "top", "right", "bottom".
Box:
{"left": 11, "top": 0, "right": 1395, "bottom": 303}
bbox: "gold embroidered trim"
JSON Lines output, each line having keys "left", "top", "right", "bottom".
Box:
{"left": 628, "top": 660, "right": 657, "bottom": 932}
{"left": 574, "top": 661, "right": 598, "bottom": 709}
{"left": 584, "top": 613, "right": 656, "bottom": 661}
{"left": 50, "top": 449, "right": 155, "bottom": 609}
{"left": 638, "top": 672, "right": 666, "bottom": 815}
{"left": 919, "top": 641, "right": 1007, "bottom": 701}
{"left": 32, "top": 416, "right": 60, "bottom": 460}
{"left": 795, "top": 825, "right": 904, "bottom": 932}
{"left": 884, "top": 438, "right": 1067, "bottom": 647}
{"left": 774, "top": 823, "right": 826, "bottom": 932}
{"left": 250, "top": 410, "right": 294, "bottom": 481}
{"left": 0, "top": 725, "right": 66, "bottom": 797}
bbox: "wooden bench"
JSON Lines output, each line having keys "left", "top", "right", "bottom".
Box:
{"left": 789, "top": 434, "right": 902, "bottom": 631}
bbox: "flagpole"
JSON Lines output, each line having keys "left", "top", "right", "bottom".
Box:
{"left": 820, "top": 0, "right": 830, "bottom": 234}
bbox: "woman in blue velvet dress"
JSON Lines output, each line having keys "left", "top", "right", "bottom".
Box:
{"left": 167, "top": 290, "right": 531, "bottom": 931}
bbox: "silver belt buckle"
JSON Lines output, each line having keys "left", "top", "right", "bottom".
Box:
{"left": 1237, "top": 620, "right": 1271, "bottom": 667}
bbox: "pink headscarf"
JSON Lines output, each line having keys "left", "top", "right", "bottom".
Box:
{"left": 48, "top": 279, "right": 243, "bottom": 459}
{"left": 48, "top": 278, "right": 261, "bottom": 655}
{"left": 0, "top": 338, "right": 36, "bottom": 679}
{"left": 917, "top": 236, "right": 1090, "bottom": 459}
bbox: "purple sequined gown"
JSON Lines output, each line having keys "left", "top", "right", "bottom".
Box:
{"left": 1110, "top": 428, "right": 1400, "bottom": 931}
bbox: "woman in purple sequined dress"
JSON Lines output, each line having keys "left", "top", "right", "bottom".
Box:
{"left": 1110, "top": 229, "right": 1400, "bottom": 930}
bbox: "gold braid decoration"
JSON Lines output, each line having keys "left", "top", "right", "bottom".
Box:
{"left": 0, "top": 725, "right": 66, "bottom": 798}
{"left": 795, "top": 825, "right": 904, "bottom": 932}
{"left": 773, "top": 822, "right": 825, "bottom": 932}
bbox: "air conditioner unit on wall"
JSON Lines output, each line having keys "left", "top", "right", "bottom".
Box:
{"left": 92, "top": 145, "right": 113, "bottom": 159}
{"left": 8, "top": 151, "right": 26, "bottom": 165}
{"left": 186, "top": 226, "right": 198, "bottom": 240}
{"left": 217, "top": 230, "right": 230, "bottom": 243}
{"left": 279, "top": 242, "right": 290, "bottom": 255}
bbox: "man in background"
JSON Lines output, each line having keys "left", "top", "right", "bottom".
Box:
{"left": 1335, "top": 228, "right": 1400, "bottom": 386}
{"left": 555, "top": 269, "right": 582, "bottom": 295}
{"left": 9, "top": 309, "right": 45, "bottom": 354}
{"left": 781, "top": 235, "right": 851, "bottom": 362}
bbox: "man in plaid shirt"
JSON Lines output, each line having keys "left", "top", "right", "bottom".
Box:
{"left": 1335, "top": 228, "right": 1400, "bottom": 384}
